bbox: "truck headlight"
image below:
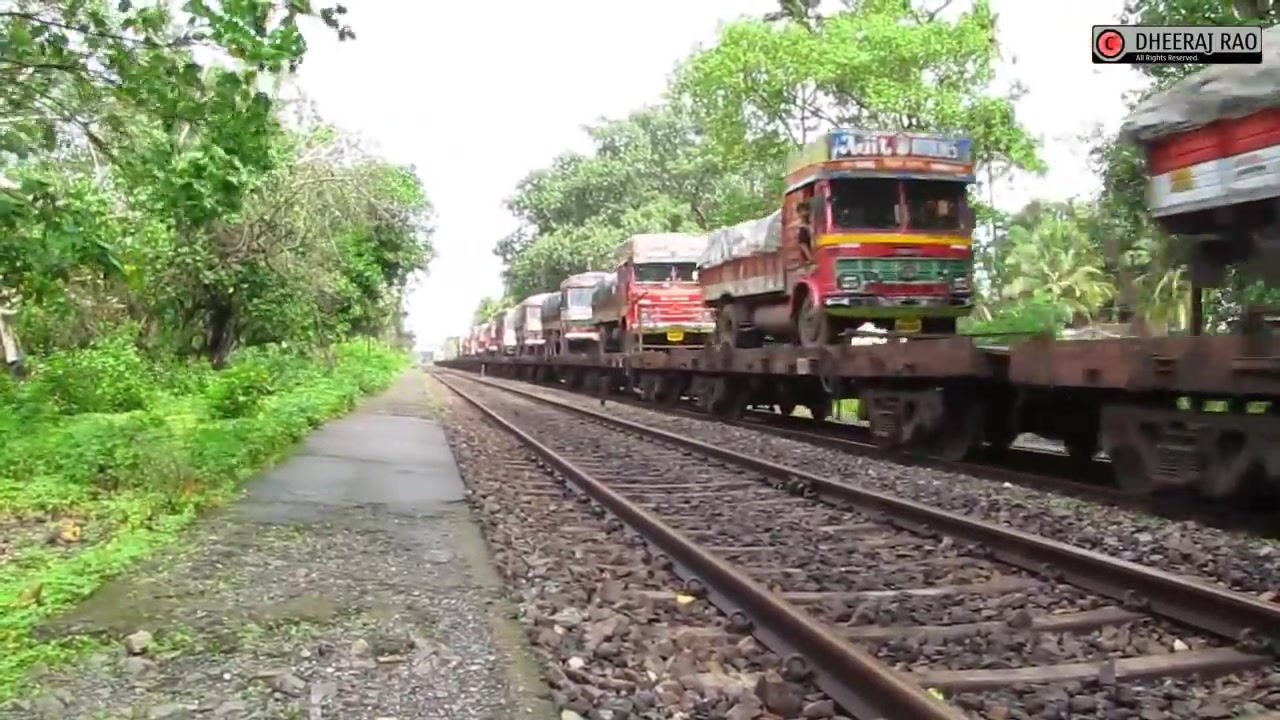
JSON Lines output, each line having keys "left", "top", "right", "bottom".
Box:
{"left": 839, "top": 274, "right": 862, "bottom": 290}
{"left": 952, "top": 275, "right": 970, "bottom": 292}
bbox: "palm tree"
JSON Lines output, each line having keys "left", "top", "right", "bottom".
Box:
{"left": 1000, "top": 209, "right": 1115, "bottom": 326}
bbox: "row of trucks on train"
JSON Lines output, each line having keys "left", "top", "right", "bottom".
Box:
{"left": 464, "top": 125, "right": 980, "bottom": 357}
{"left": 448, "top": 33, "right": 1280, "bottom": 503}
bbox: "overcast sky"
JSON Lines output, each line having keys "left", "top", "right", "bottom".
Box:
{"left": 293, "top": 0, "right": 1145, "bottom": 349}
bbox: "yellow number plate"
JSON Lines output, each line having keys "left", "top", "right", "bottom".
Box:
{"left": 1170, "top": 167, "right": 1193, "bottom": 193}
{"left": 894, "top": 318, "right": 922, "bottom": 334}
{"left": 666, "top": 330, "right": 685, "bottom": 342}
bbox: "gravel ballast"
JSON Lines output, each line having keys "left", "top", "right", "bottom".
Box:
{"left": 447, "top": 375, "right": 1280, "bottom": 720}
{"left": 437, "top": 377, "right": 846, "bottom": 720}
{"left": 475, "top": 377, "right": 1280, "bottom": 598}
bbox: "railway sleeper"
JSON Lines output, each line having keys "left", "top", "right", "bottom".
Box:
{"left": 1103, "top": 403, "right": 1280, "bottom": 499}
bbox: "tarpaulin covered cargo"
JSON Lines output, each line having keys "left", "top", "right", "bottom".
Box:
{"left": 698, "top": 211, "right": 783, "bottom": 269}
{"left": 1120, "top": 25, "right": 1280, "bottom": 144}
{"left": 540, "top": 292, "right": 562, "bottom": 323}
{"left": 560, "top": 271, "right": 611, "bottom": 289}
{"left": 613, "top": 233, "right": 709, "bottom": 265}
{"left": 514, "top": 292, "right": 554, "bottom": 333}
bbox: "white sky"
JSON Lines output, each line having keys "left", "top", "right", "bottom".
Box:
{"left": 294, "top": 0, "right": 1146, "bottom": 349}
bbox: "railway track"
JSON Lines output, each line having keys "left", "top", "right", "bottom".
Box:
{"left": 436, "top": 369, "right": 1280, "bottom": 720}
{"left": 470, "top": 370, "right": 1280, "bottom": 537}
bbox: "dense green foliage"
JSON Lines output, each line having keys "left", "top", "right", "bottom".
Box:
{"left": 0, "top": 1, "right": 431, "bottom": 693}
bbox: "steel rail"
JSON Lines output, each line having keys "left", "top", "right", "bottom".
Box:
{"left": 435, "top": 372, "right": 964, "bottom": 720}
{"left": 728, "top": 412, "right": 1129, "bottom": 503}
{"left": 508, "top": 379, "right": 1280, "bottom": 535}
{"left": 443, "top": 369, "right": 1280, "bottom": 650}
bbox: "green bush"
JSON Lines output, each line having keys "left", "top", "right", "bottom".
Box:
{"left": 23, "top": 333, "right": 155, "bottom": 415}
{"left": 961, "top": 298, "right": 1068, "bottom": 345}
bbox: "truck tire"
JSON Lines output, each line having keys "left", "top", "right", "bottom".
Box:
{"left": 796, "top": 294, "right": 835, "bottom": 347}
{"left": 716, "top": 304, "right": 762, "bottom": 349}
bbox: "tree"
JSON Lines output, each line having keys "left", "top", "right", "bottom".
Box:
{"left": 8, "top": 85, "right": 434, "bottom": 364}
{"left": 669, "top": 0, "right": 1044, "bottom": 186}
{"left": 998, "top": 202, "right": 1115, "bottom": 327}
{"left": 0, "top": 0, "right": 357, "bottom": 304}
{"left": 472, "top": 296, "right": 510, "bottom": 324}
{"left": 496, "top": 104, "right": 770, "bottom": 300}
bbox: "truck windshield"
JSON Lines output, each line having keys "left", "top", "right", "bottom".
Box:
{"left": 635, "top": 263, "right": 697, "bottom": 283}
{"left": 905, "top": 180, "right": 965, "bottom": 231}
{"left": 829, "top": 179, "right": 900, "bottom": 231}
{"left": 566, "top": 288, "right": 593, "bottom": 307}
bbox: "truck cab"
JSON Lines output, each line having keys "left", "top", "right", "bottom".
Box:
{"left": 497, "top": 308, "right": 519, "bottom": 355}
{"left": 544, "top": 271, "right": 610, "bottom": 356}
{"left": 592, "top": 233, "right": 714, "bottom": 353}
{"left": 700, "top": 129, "right": 977, "bottom": 348}
{"left": 514, "top": 293, "right": 554, "bottom": 356}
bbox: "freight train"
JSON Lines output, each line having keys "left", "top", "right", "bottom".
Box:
{"left": 453, "top": 46, "right": 1280, "bottom": 503}
{"left": 466, "top": 126, "right": 979, "bottom": 359}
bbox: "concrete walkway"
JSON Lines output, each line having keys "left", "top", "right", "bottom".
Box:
{"left": 6, "top": 372, "right": 550, "bottom": 720}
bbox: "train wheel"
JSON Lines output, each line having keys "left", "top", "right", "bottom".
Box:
{"left": 707, "top": 376, "right": 748, "bottom": 418}
{"left": 930, "top": 400, "right": 984, "bottom": 462}
{"left": 640, "top": 374, "right": 661, "bottom": 403}
{"left": 1108, "top": 443, "right": 1154, "bottom": 495}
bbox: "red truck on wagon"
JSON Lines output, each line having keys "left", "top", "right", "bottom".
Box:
{"left": 591, "top": 233, "right": 716, "bottom": 353}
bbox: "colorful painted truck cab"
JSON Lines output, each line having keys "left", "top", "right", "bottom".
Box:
{"left": 543, "top": 271, "right": 611, "bottom": 356}
{"left": 1121, "top": 25, "right": 1280, "bottom": 289}
{"left": 592, "top": 233, "right": 715, "bottom": 353}
{"left": 514, "top": 292, "right": 554, "bottom": 356}
{"left": 699, "top": 128, "right": 977, "bottom": 348}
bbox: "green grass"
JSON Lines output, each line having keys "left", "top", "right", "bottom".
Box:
{"left": 0, "top": 340, "right": 406, "bottom": 698}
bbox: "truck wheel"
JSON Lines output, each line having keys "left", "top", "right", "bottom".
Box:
{"left": 716, "top": 306, "right": 739, "bottom": 347}
{"left": 796, "top": 294, "right": 834, "bottom": 347}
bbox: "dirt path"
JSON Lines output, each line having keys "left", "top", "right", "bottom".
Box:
{"left": 3, "top": 372, "right": 552, "bottom": 720}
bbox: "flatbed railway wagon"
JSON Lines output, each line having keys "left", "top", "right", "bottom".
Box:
{"left": 592, "top": 233, "right": 716, "bottom": 353}
{"left": 700, "top": 128, "right": 977, "bottom": 348}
